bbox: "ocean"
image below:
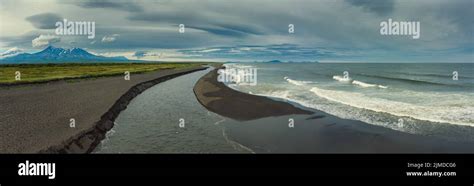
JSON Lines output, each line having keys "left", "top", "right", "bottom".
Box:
{"left": 95, "top": 63, "right": 474, "bottom": 153}
{"left": 224, "top": 63, "right": 474, "bottom": 142}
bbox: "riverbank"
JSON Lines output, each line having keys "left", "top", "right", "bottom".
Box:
{"left": 94, "top": 67, "right": 251, "bottom": 153}
{"left": 0, "top": 65, "right": 207, "bottom": 153}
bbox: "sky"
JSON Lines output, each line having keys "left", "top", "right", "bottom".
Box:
{"left": 0, "top": 0, "right": 473, "bottom": 62}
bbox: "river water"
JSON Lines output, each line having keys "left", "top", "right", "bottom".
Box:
{"left": 95, "top": 68, "right": 251, "bottom": 153}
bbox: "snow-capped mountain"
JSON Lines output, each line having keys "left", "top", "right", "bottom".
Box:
{"left": 0, "top": 47, "right": 24, "bottom": 58}
{"left": 0, "top": 46, "right": 128, "bottom": 63}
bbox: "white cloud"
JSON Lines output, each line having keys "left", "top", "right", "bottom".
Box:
{"left": 0, "top": 47, "right": 23, "bottom": 58}
{"left": 1, "top": 0, "right": 471, "bottom": 62}
{"left": 32, "top": 34, "right": 60, "bottom": 48}
{"left": 101, "top": 34, "right": 119, "bottom": 43}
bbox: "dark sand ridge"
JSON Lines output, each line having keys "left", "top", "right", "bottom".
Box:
{"left": 0, "top": 66, "right": 207, "bottom": 153}
{"left": 194, "top": 65, "right": 474, "bottom": 153}
{"left": 193, "top": 66, "right": 314, "bottom": 121}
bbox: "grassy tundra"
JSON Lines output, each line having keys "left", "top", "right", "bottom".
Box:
{"left": 0, "top": 62, "right": 204, "bottom": 85}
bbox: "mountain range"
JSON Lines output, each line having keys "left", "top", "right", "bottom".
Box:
{"left": 0, "top": 46, "right": 128, "bottom": 63}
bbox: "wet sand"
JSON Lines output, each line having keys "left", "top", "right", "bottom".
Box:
{"left": 193, "top": 66, "right": 314, "bottom": 121}
{"left": 0, "top": 66, "right": 207, "bottom": 153}
{"left": 193, "top": 65, "right": 474, "bottom": 153}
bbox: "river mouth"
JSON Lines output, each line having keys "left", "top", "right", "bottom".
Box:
{"left": 94, "top": 68, "right": 251, "bottom": 153}
{"left": 95, "top": 64, "right": 474, "bottom": 154}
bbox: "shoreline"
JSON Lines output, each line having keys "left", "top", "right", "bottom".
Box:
{"left": 193, "top": 65, "right": 474, "bottom": 153}
{"left": 0, "top": 66, "right": 208, "bottom": 153}
{"left": 193, "top": 65, "right": 314, "bottom": 121}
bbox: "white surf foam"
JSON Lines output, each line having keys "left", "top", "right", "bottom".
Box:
{"left": 352, "top": 80, "right": 387, "bottom": 89}
{"left": 257, "top": 90, "right": 291, "bottom": 99}
{"left": 332, "top": 75, "right": 351, "bottom": 82}
{"left": 284, "top": 77, "right": 314, "bottom": 86}
{"left": 333, "top": 75, "right": 387, "bottom": 89}
{"left": 309, "top": 87, "right": 474, "bottom": 127}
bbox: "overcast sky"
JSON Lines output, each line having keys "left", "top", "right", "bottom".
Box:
{"left": 0, "top": 0, "right": 473, "bottom": 62}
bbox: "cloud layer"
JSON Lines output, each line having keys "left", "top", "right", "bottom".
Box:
{"left": 32, "top": 34, "right": 60, "bottom": 48}
{"left": 0, "top": 0, "right": 472, "bottom": 62}
{"left": 26, "top": 13, "right": 63, "bottom": 29}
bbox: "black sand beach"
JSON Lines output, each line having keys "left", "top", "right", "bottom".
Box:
{"left": 3, "top": 63, "right": 473, "bottom": 154}
{"left": 0, "top": 66, "right": 207, "bottom": 153}
{"left": 193, "top": 65, "right": 474, "bottom": 153}
{"left": 193, "top": 66, "right": 314, "bottom": 121}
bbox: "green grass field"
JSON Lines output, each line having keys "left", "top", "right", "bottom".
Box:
{"left": 0, "top": 63, "right": 203, "bottom": 84}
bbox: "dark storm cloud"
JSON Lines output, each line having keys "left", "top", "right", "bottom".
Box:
{"left": 435, "top": 0, "right": 474, "bottom": 36}
{"left": 0, "top": 28, "right": 59, "bottom": 48}
{"left": 25, "top": 13, "right": 62, "bottom": 29}
{"left": 214, "top": 23, "right": 263, "bottom": 35}
{"left": 2, "top": 0, "right": 473, "bottom": 62}
{"left": 178, "top": 44, "right": 340, "bottom": 61}
{"left": 186, "top": 25, "right": 261, "bottom": 37}
{"left": 345, "top": 0, "right": 394, "bottom": 15}
{"left": 127, "top": 11, "right": 197, "bottom": 23}
{"left": 82, "top": 26, "right": 225, "bottom": 50}
{"left": 74, "top": 0, "right": 143, "bottom": 12}
{"left": 0, "top": 34, "right": 37, "bottom": 48}
{"left": 2, "top": 24, "right": 231, "bottom": 51}
{"left": 128, "top": 11, "right": 263, "bottom": 37}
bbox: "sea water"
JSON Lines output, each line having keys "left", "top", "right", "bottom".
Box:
{"left": 224, "top": 63, "right": 474, "bottom": 142}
